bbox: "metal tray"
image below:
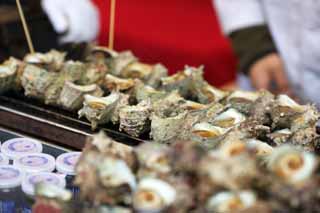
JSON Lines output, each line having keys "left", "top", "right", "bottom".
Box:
{"left": 0, "top": 92, "right": 145, "bottom": 149}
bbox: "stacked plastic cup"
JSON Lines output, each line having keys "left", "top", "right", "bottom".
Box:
{"left": 1, "top": 138, "right": 43, "bottom": 162}
{"left": 0, "top": 165, "right": 24, "bottom": 212}
{"left": 0, "top": 153, "right": 9, "bottom": 165}
{"left": 22, "top": 172, "right": 66, "bottom": 197}
{"left": 14, "top": 153, "right": 56, "bottom": 174}
{"left": 56, "top": 152, "right": 81, "bottom": 198}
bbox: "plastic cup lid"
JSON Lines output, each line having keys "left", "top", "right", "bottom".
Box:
{"left": 0, "top": 165, "right": 24, "bottom": 189}
{"left": 22, "top": 172, "right": 66, "bottom": 196}
{"left": 0, "top": 153, "right": 9, "bottom": 165}
{"left": 1, "top": 138, "right": 43, "bottom": 160}
{"left": 14, "top": 153, "right": 56, "bottom": 173}
{"left": 56, "top": 152, "right": 81, "bottom": 175}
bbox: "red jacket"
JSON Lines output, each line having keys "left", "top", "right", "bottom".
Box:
{"left": 91, "top": 0, "right": 236, "bottom": 87}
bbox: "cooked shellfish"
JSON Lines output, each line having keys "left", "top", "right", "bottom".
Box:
{"left": 24, "top": 50, "right": 66, "bottom": 71}
{"left": 59, "top": 82, "right": 104, "bottom": 111}
{"left": 206, "top": 191, "right": 257, "bottom": 212}
{"left": 21, "top": 64, "right": 58, "bottom": 100}
{"left": 110, "top": 51, "right": 138, "bottom": 76}
{"left": 227, "top": 91, "right": 259, "bottom": 114}
{"left": 133, "top": 178, "right": 176, "bottom": 212}
{"left": 135, "top": 143, "right": 171, "bottom": 178}
{"left": 211, "top": 108, "right": 246, "bottom": 128}
{"left": 105, "top": 74, "right": 135, "bottom": 91}
{"left": 119, "top": 100, "right": 152, "bottom": 137}
{"left": 0, "top": 62, "right": 17, "bottom": 94}
{"left": 78, "top": 93, "right": 120, "bottom": 129}
{"left": 267, "top": 145, "right": 317, "bottom": 184}
{"left": 151, "top": 112, "right": 187, "bottom": 144}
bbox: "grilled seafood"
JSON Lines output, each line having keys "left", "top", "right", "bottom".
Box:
{"left": 59, "top": 82, "right": 104, "bottom": 111}
{"left": 78, "top": 93, "right": 120, "bottom": 129}
{"left": 119, "top": 100, "right": 152, "bottom": 137}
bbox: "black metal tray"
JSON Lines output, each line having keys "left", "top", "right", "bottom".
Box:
{"left": 0, "top": 92, "right": 145, "bottom": 149}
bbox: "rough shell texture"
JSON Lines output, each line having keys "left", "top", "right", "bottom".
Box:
{"left": 119, "top": 100, "right": 152, "bottom": 137}
{"left": 0, "top": 62, "right": 17, "bottom": 94}
{"left": 78, "top": 93, "right": 120, "bottom": 129}
{"left": 59, "top": 82, "right": 104, "bottom": 111}
{"left": 105, "top": 74, "right": 135, "bottom": 92}
{"left": 110, "top": 51, "right": 138, "bottom": 76}
{"left": 135, "top": 142, "right": 172, "bottom": 178}
{"left": 21, "top": 64, "right": 58, "bottom": 100}
{"left": 151, "top": 112, "right": 187, "bottom": 144}
{"left": 24, "top": 50, "right": 66, "bottom": 71}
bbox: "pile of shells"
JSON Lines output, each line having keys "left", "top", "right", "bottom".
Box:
{"left": 2, "top": 47, "right": 320, "bottom": 212}
{"left": 1, "top": 47, "right": 319, "bottom": 153}
{"left": 34, "top": 132, "right": 320, "bottom": 213}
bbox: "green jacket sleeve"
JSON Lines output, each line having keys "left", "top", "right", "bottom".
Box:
{"left": 229, "top": 25, "right": 277, "bottom": 74}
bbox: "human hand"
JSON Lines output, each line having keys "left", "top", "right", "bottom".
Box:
{"left": 41, "top": 0, "right": 99, "bottom": 44}
{"left": 249, "top": 53, "right": 293, "bottom": 96}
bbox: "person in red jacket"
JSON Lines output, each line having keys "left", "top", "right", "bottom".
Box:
{"left": 42, "top": 0, "right": 236, "bottom": 88}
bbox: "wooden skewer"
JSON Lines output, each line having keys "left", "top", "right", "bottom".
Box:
{"left": 16, "top": 0, "right": 35, "bottom": 54}
{"left": 108, "top": 0, "right": 116, "bottom": 50}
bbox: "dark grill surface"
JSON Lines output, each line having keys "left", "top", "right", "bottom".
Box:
{"left": 0, "top": 92, "right": 145, "bottom": 149}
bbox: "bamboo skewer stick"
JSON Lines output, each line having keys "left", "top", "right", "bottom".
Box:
{"left": 108, "top": 0, "right": 116, "bottom": 50}
{"left": 16, "top": 0, "right": 35, "bottom": 54}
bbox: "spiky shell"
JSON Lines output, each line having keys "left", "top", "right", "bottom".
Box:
{"left": 198, "top": 149, "right": 259, "bottom": 192}
{"left": 191, "top": 122, "right": 228, "bottom": 148}
{"left": 211, "top": 108, "right": 246, "bottom": 128}
{"left": 87, "top": 46, "right": 118, "bottom": 63}
{"left": 145, "top": 64, "right": 168, "bottom": 88}
{"left": 0, "top": 62, "right": 17, "bottom": 94}
{"left": 248, "top": 90, "right": 274, "bottom": 125}
{"left": 24, "top": 50, "right": 66, "bottom": 71}
{"left": 105, "top": 74, "right": 135, "bottom": 91}
{"left": 246, "top": 139, "right": 274, "bottom": 157}
{"left": 135, "top": 143, "right": 172, "bottom": 178}
{"left": 267, "top": 145, "right": 317, "bottom": 184}
{"left": 133, "top": 178, "right": 176, "bottom": 212}
{"left": 21, "top": 64, "right": 58, "bottom": 100}
{"left": 180, "top": 100, "right": 207, "bottom": 111}
{"left": 78, "top": 93, "right": 120, "bottom": 129}
{"left": 290, "top": 127, "right": 319, "bottom": 152}
{"left": 150, "top": 112, "right": 187, "bottom": 144}
{"left": 111, "top": 93, "right": 130, "bottom": 124}
{"left": 152, "top": 91, "right": 185, "bottom": 118}
{"left": 196, "top": 83, "right": 228, "bottom": 104}
{"left": 160, "top": 69, "right": 192, "bottom": 97}
{"left": 134, "top": 82, "right": 167, "bottom": 103}
{"left": 120, "top": 62, "right": 153, "bottom": 80}
{"left": 227, "top": 91, "right": 259, "bottom": 115}
{"left": 79, "top": 62, "right": 108, "bottom": 85}
{"left": 267, "top": 129, "right": 292, "bottom": 146}
{"left": 59, "top": 82, "right": 104, "bottom": 111}
{"left": 60, "top": 61, "right": 86, "bottom": 82}
{"left": 98, "top": 157, "right": 136, "bottom": 190}
{"left": 110, "top": 51, "right": 138, "bottom": 76}
{"left": 119, "top": 100, "right": 152, "bottom": 137}
{"left": 206, "top": 191, "right": 257, "bottom": 213}
{"left": 270, "top": 95, "right": 306, "bottom": 129}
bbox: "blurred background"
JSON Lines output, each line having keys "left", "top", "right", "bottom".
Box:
{"left": 0, "top": 0, "right": 237, "bottom": 88}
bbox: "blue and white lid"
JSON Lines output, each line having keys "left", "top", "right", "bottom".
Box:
{"left": 56, "top": 152, "right": 81, "bottom": 175}
{"left": 0, "top": 153, "right": 9, "bottom": 165}
{"left": 1, "top": 138, "right": 43, "bottom": 160}
{"left": 0, "top": 165, "right": 24, "bottom": 189}
{"left": 14, "top": 153, "right": 55, "bottom": 174}
{"left": 22, "top": 172, "right": 66, "bottom": 196}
